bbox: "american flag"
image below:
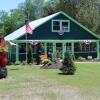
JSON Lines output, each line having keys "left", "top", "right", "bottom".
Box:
{"left": 25, "top": 20, "right": 32, "bottom": 34}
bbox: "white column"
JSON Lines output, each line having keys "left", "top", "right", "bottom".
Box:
{"left": 16, "top": 43, "right": 19, "bottom": 61}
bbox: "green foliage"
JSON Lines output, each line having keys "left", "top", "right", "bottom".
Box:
{"left": 33, "top": 0, "right": 45, "bottom": 18}
{"left": 18, "top": 0, "right": 36, "bottom": 21}
{"left": 76, "top": 0, "right": 100, "bottom": 34}
{"left": 0, "top": 9, "right": 25, "bottom": 36}
{"left": 7, "top": 61, "right": 13, "bottom": 65}
{"left": 21, "top": 61, "right": 27, "bottom": 65}
{"left": 27, "top": 44, "right": 33, "bottom": 63}
{"left": 78, "top": 56, "right": 86, "bottom": 61}
{"left": 43, "top": 0, "right": 58, "bottom": 16}
{"left": 56, "top": 50, "right": 62, "bottom": 59}
{"left": 42, "top": 58, "right": 52, "bottom": 65}
{"left": 60, "top": 51, "right": 76, "bottom": 75}
{"left": 15, "top": 61, "right": 21, "bottom": 65}
{"left": 0, "top": 45, "right": 9, "bottom": 54}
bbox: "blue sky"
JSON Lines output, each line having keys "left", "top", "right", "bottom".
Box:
{"left": 0, "top": 0, "right": 25, "bottom": 12}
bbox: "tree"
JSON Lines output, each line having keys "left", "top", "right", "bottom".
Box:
{"left": 33, "top": 0, "right": 45, "bottom": 18}
{"left": 10, "top": 9, "right": 25, "bottom": 28}
{"left": 0, "top": 9, "right": 25, "bottom": 36}
{"left": 56, "top": 0, "right": 77, "bottom": 18}
{"left": 0, "top": 10, "right": 8, "bottom": 36}
{"left": 76, "top": 0, "right": 100, "bottom": 34}
{"left": 43, "top": 0, "right": 58, "bottom": 16}
{"left": 43, "top": 0, "right": 77, "bottom": 18}
{"left": 18, "top": 0, "right": 36, "bottom": 21}
{"left": 59, "top": 51, "right": 76, "bottom": 75}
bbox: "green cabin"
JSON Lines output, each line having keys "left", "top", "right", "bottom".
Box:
{"left": 4, "top": 11, "right": 100, "bottom": 62}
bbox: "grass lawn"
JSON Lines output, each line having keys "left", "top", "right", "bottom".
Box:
{"left": 0, "top": 63, "right": 100, "bottom": 100}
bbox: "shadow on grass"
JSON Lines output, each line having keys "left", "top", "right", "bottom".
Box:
{"left": 9, "top": 68, "right": 19, "bottom": 70}
{"left": 58, "top": 73, "right": 74, "bottom": 75}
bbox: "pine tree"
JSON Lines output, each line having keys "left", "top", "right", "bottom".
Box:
{"left": 59, "top": 51, "right": 76, "bottom": 75}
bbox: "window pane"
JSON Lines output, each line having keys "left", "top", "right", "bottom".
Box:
{"left": 53, "top": 26, "right": 60, "bottom": 30}
{"left": 66, "top": 43, "right": 71, "bottom": 52}
{"left": 53, "top": 21, "right": 60, "bottom": 26}
{"left": 47, "top": 43, "right": 53, "bottom": 52}
{"left": 19, "top": 43, "right": 26, "bottom": 53}
{"left": 53, "top": 21, "right": 60, "bottom": 31}
{"left": 62, "top": 21, "right": 69, "bottom": 32}
{"left": 62, "top": 22, "right": 68, "bottom": 26}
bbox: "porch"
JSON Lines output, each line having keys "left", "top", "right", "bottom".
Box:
{"left": 8, "top": 40, "right": 100, "bottom": 62}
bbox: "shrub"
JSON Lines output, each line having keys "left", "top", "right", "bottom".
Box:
{"left": 0, "top": 45, "right": 9, "bottom": 54}
{"left": 7, "top": 61, "right": 13, "bottom": 65}
{"left": 15, "top": 61, "right": 21, "bottom": 65}
{"left": 42, "top": 59, "right": 51, "bottom": 65}
{"left": 21, "top": 61, "right": 27, "bottom": 65}
{"left": 27, "top": 44, "right": 33, "bottom": 63}
{"left": 59, "top": 51, "right": 76, "bottom": 75}
{"left": 78, "top": 56, "right": 86, "bottom": 61}
{"left": 56, "top": 50, "right": 62, "bottom": 59}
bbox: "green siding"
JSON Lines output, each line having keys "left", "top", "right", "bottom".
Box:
{"left": 18, "top": 14, "right": 98, "bottom": 40}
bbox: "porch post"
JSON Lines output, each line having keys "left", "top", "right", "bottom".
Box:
{"left": 97, "top": 41, "right": 99, "bottom": 59}
{"left": 16, "top": 43, "right": 19, "bottom": 61}
{"left": 9, "top": 44, "right": 12, "bottom": 61}
{"left": 62, "top": 42, "right": 66, "bottom": 59}
{"left": 53, "top": 42, "right": 56, "bottom": 58}
{"left": 44, "top": 42, "right": 47, "bottom": 55}
{"left": 72, "top": 42, "right": 75, "bottom": 59}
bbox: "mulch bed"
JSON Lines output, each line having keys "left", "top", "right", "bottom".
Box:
{"left": 41, "top": 60, "right": 62, "bottom": 69}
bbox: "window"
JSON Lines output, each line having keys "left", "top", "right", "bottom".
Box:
{"left": 53, "top": 21, "right": 60, "bottom": 31}
{"left": 19, "top": 43, "right": 26, "bottom": 53}
{"left": 52, "top": 20, "right": 70, "bottom": 32}
{"left": 66, "top": 43, "right": 72, "bottom": 52}
{"left": 74, "top": 42, "right": 97, "bottom": 53}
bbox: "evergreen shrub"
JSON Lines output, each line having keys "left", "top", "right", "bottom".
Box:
{"left": 59, "top": 51, "right": 76, "bottom": 75}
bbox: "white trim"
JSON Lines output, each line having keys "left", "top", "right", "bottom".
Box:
{"left": 52, "top": 19, "right": 70, "bottom": 32}
{"left": 61, "top": 20, "right": 70, "bottom": 32}
{"left": 13, "top": 39, "right": 99, "bottom": 43}
{"left": 52, "top": 20, "right": 60, "bottom": 32}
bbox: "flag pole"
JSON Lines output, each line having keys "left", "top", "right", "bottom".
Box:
{"left": 25, "top": 14, "right": 32, "bottom": 64}
{"left": 26, "top": 31, "right": 28, "bottom": 64}
{"left": 25, "top": 18, "right": 28, "bottom": 64}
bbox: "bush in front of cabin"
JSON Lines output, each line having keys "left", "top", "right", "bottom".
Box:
{"left": 42, "top": 58, "right": 52, "bottom": 65}
{"left": 59, "top": 51, "right": 76, "bottom": 75}
{"left": 15, "top": 61, "right": 21, "bottom": 65}
{"left": 27, "top": 44, "right": 33, "bottom": 63}
{"left": 77, "top": 56, "right": 86, "bottom": 61}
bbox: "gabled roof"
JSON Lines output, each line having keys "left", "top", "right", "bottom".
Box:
{"left": 4, "top": 12, "right": 60, "bottom": 40}
{"left": 4, "top": 11, "right": 100, "bottom": 40}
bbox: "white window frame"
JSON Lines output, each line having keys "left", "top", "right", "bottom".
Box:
{"left": 52, "top": 20, "right": 70, "bottom": 32}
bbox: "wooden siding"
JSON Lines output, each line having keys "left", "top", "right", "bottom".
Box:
{"left": 18, "top": 14, "right": 98, "bottom": 40}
